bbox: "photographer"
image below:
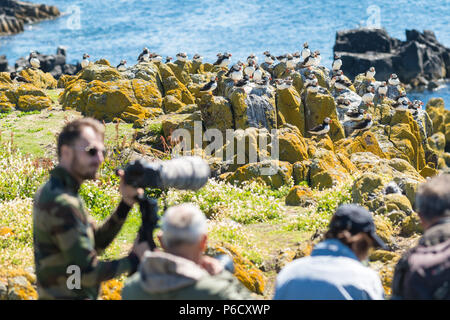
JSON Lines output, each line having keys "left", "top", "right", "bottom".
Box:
{"left": 33, "top": 118, "right": 148, "bottom": 300}
{"left": 121, "top": 203, "right": 253, "bottom": 300}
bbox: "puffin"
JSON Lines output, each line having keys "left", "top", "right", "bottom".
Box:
{"left": 366, "top": 67, "right": 376, "bottom": 79}
{"left": 252, "top": 64, "right": 263, "bottom": 82}
{"left": 256, "top": 74, "right": 271, "bottom": 87}
{"left": 81, "top": 53, "right": 90, "bottom": 69}
{"left": 395, "top": 92, "right": 409, "bottom": 105}
{"left": 227, "top": 63, "right": 243, "bottom": 82}
{"left": 292, "top": 51, "right": 301, "bottom": 65}
{"left": 213, "top": 52, "right": 232, "bottom": 68}
{"left": 299, "top": 51, "right": 314, "bottom": 69}
{"left": 9, "top": 71, "right": 30, "bottom": 83}
{"left": 276, "top": 54, "right": 287, "bottom": 64}
{"left": 263, "top": 51, "right": 275, "bottom": 65}
{"left": 362, "top": 86, "right": 376, "bottom": 106}
{"left": 332, "top": 53, "right": 342, "bottom": 72}
{"left": 244, "top": 59, "right": 256, "bottom": 78}
{"left": 29, "top": 51, "right": 40, "bottom": 69}
{"left": 150, "top": 53, "right": 163, "bottom": 62}
{"left": 247, "top": 53, "right": 258, "bottom": 64}
{"left": 383, "top": 181, "right": 402, "bottom": 195}
{"left": 378, "top": 81, "right": 388, "bottom": 97}
{"left": 351, "top": 114, "right": 373, "bottom": 134}
{"left": 301, "top": 42, "right": 310, "bottom": 61}
{"left": 305, "top": 73, "right": 317, "bottom": 86}
{"left": 138, "top": 47, "right": 150, "bottom": 62}
{"left": 308, "top": 117, "right": 332, "bottom": 135}
{"left": 176, "top": 52, "right": 188, "bottom": 62}
{"left": 408, "top": 100, "right": 424, "bottom": 116}
{"left": 393, "top": 100, "right": 410, "bottom": 111}
{"left": 336, "top": 98, "right": 351, "bottom": 110}
{"left": 333, "top": 75, "right": 353, "bottom": 91}
{"left": 345, "top": 109, "right": 365, "bottom": 122}
{"left": 199, "top": 77, "right": 218, "bottom": 93}
{"left": 235, "top": 75, "right": 250, "bottom": 87}
{"left": 312, "top": 50, "right": 321, "bottom": 66}
{"left": 193, "top": 54, "right": 203, "bottom": 63}
{"left": 165, "top": 56, "right": 173, "bottom": 63}
{"left": 116, "top": 60, "right": 127, "bottom": 71}
{"left": 305, "top": 78, "right": 319, "bottom": 93}
{"left": 276, "top": 78, "right": 293, "bottom": 90}
{"left": 388, "top": 73, "right": 401, "bottom": 86}
{"left": 286, "top": 54, "right": 296, "bottom": 69}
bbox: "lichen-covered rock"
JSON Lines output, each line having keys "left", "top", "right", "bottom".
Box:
{"left": 389, "top": 110, "right": 426, "bottom": 171}
{"left": 0, "top": 269, "right": 38, "bottom": 300}
{"left": 276, "top": 87, "right": 305, "bottom": 134}
{"left": 57, "top": 74, "right": 77, "bottom": 88}
{"left": 210, "top": 243, "right": 265, "bottom": 295}
{"left": 373, "top": 215, "right": 395, "bottom": 246}
{"left": 369, "top": 250, "right": 401, "bottom": 263}
{"left": 18, "top": 68, "right": 57, "bottom": 89}
{"left": 0, "top": 92, "right": 15, "bottom": 112}
{"left": 277, "top": 125, "right": 308, "bottom": 164}
{"left": 292, "top": 160, "right": 310, "bottom": 184}
{"left": 419, "top": 165, "right": 439, "bottom": 178}
{"left": 77, "top": 63, "right": 123, "bottom": 82}
{"left": 309, "top": 148, "right": 352, "bottom": 190}
{"left": 163, "top": 76, "right": 195, "bottom": 105}
{"left": 226, "top": 160, "right": 293, "bottom": 189}
{"left": 0, "top": 72, "right": 12, "bottom": 84}
{"left": 285, "top": 185, "right": 315, "bottom": 206}
{"left": 382, "top": 193, "right": 414, "bottom": 216}
{"left": 167, "top": 60, "right": 193, "bottom": 85}
{"left": 163, "top": 95, "right": 185, "bottom": 113}
{"left": 17, "top": 95, "right": 52, "bottom": 111}
{"left": 400, "top": 213, "right": 424, "bottom": 237}
{"left": 99, "top": 279, "right": 123, "bottom": 300}
{"left": 335, "top": 130, "right": 387, "bottom": 159}
{"left": 426, "top": 98, "right": 449, "bottom": 137}
{"left": 304, "top": 90, "right": 345, "bottom": 141}
{"left": 160, "top": 111, "right": 203, "bottom": 150}
{"left": 352, "top": 172, "right": 385, "bottom": 204}
{"left": 198, "top": 94, "right": 234, "bottom": 134}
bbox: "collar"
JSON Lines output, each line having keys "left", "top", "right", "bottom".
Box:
{"left": 50, "top": 166, "right": 81, "bottom": 194}
{"left": 310, "top": 239, "right": 359, "bottom": 262}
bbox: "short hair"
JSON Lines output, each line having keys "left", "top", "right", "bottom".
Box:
{"left": 415, "top": 174, "right": 450, "bottom": 221}
{"left": 57, "top": 118, "right": 105, "bottom": 159}
{"left": 161, "top": 203, "right": 207, "bottom": 248}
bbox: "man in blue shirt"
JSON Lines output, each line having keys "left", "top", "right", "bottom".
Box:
{"left": 274, "top": 204, "right": 386, "bottom": 300}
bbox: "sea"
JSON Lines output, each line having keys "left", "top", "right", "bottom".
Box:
{"left": 0, "top": 0, "right": 449, "bottom": 108}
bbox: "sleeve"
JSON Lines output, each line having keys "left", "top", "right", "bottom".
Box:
{"left": 93, "top": 201, "right": 132, "bottom": 253}
{"left": 49, "top": 201, "right": 139, "bottom": 288}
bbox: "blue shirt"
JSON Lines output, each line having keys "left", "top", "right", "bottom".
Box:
{"left": 273, "top": 239, "right": 384, "bottom": 300}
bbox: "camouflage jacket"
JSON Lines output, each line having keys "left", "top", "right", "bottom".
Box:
{"left": 33, "top": 166, "right": 138, "bottom": 300}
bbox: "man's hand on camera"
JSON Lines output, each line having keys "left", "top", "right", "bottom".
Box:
{"left": 117, "top": 169, "right": 144, "bottom": 207}
{"left": 131, "top": 237, "right": 150, "bottom": 260}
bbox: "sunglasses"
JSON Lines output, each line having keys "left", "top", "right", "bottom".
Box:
{"left": 74, "top": 145, "right": 107, "bottom": 157}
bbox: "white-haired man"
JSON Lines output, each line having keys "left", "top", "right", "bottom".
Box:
{"left": 122, "top": 203, "right": 252, "bottom": 300}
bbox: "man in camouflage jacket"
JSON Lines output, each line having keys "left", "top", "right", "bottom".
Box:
{"left": 33, "top": 118, "right": 148, "bottom": 299}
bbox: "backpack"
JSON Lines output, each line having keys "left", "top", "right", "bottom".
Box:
{"left": 392, "top": 228, "right": 450, "bottom": 300}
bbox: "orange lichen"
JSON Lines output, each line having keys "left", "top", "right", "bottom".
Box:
{"left": 99, "top": 278, "right": 124, "bottom": 300}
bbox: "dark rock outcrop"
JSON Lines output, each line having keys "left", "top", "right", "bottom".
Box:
{"left": 14, "top": 47, "right": 81, "bottom": 79}
{"left": 0, "top": 54, "right": 8, "bottom": 71}
{"left": 0, "top": 0, "right": 60, "bottom": 35}
{"left": 334, "top": 28, "right": 450, "bottom": 86}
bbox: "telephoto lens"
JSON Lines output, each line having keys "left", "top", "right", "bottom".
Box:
{"left": 121, "top": 156, "right": 210, "bottom": 190}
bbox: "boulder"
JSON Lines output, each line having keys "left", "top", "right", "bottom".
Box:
{"left": 276, "top": 86, "right": 305, "bottom": 134}
{"left": 198, "top": 94, "right": 234, "bottom": 134}
{"left": 16, "top": 95, "right": 52, "bottom": 111}
{"left": 308, "top": 148, "right": 352, "bottom": 190}
{"left": 18, "top": 68, "right": 57, "bottom": 89}
{"left": 400, "top": 213, "right": 424, "bottom": 237}
{"left": 77, "top": 63, "right": 123, "bottom": 82}
{"left": 285, "top": 185, "right": 315, "bottom": 206}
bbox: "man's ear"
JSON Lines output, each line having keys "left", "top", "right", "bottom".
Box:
{"left": 199, "top": 234, "right": 207, "bottom": 252}
{"left": 60, "top": 144, "right": 73, "bottom": 163}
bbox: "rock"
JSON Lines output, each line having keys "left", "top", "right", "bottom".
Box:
{"left": 17, "top": 95, "right": 52, "bottom": 111}
{"left": 6, "top": 275, "right": 37, "bottom": 300}
{"left": 400, "top": 213, "right": 424, "bottom": 237}
{"left": 210, "top": 243, "right": 265, "bottom": 295}
{"left": 78, "top": 63, "right": 123, "bottom": 82}
{"left": 334, "top": 28, "right": 450, "bottom": 86}
{"left": 304, "top": 90, "right": 345, "bottom": 142}
{"left": 0, "top": 56, "right": 9, "bottom": 72}
{"left": 198, "top": 94, "right": 234, "bottom": 135}
{"left": 352, "top": 172, "right": 385, "bottom": 204}
{"left": 0, "top": 0, "right": 60, "bottom": 35}
{"left": 226, "top": 160, "right": 293, "bottom": 189}
{"left": 18, "top": 68, "right": 57, "bottom": 89}
{"left": 277, "top": 125, "right": 308, "bottom": 164}
{"left": 285, "top": 185, "right": 315, "bottom": 206}
{"left": 419, "top": 165, "right": 439, "bottom": 178}
{"left": 373, "top": 215, "right": 395, "bottom": 247}
{"left": 0, "top": 280, "right": 7, "bottom": 300}
{"left": 309, "top": 148, "right": 352, "bottom": 190}
{"left": 369, "top": 250, "right": 401, "bottom": 263}
{"left": 276, "top": 86, "right": 305, "bottom": 134}
{"left": 335, "top": 130, "right": 387, "bottom": 159}
{"left": 160, "top": 111, "right": 203, "bottom": 150}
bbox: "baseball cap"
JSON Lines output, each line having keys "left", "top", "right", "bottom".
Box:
{"left": 329, "top": 204, "right": 388, "bottom": 250}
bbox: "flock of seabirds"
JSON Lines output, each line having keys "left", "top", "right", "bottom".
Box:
{"left": 8, "top": 42, "right": 426, "bottom": 137}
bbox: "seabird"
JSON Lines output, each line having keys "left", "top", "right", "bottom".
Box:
{"left": 150, "top": 53, "right": 163, "bottom": 62}
{"left": 366, "top": 66, "right": 376, "bottom": 79}
{"left": 332, "top": 75, "right": 353, "bottom": 91}
{"left": 29, "top": 51, "right": 40, "bottom": 69}
{"left": 276, "top": 78, "right": 293, "bottom": 90}
{"left": 256, "top": 74, "right": 271, "bottom": 87}
{"left": 176, "top": 52, "right": 188, "bottom": 62}
{"left": 244, "top": 59, "right": 256, "bottom": 78}
{"left": 384, "top": 181, "right": 402, "bottom": 195}
{"left": 362, "top": 85, "right": 376, "bottom": 106}
{"left": 276, "top": 54, "right": 288, "bottom": 64}
{"left": 336, "top": 98, "right": 351, "bottom": 109}
{"left": 345, "top": 109, "right": 365, "bottom": 122}
{"left": 388, "top": 73, "right": 401, "bottom": 86}
{"left": 235, "top": 75, "right": 250, "bottom": 87}
{"left": 9, "top": 71, "right": 30, "bottom": 83}
{"left": 165, "top": 56, "right": 173, "bottom": 63}
{"left": 193, "top": 54, "right": 203, "bottom": 63}
{"left": 263, "top": 51, "right": 275, "bottom": 65}
{"left": 213, "top": 52, "right": 232, "bottom": 68}
{"left": 226, "top": 63, "right": 243, "bottom": 82}
{"left": 253, "top": 64, "right": 263, "bottom": 82}
{"left": 351, "top": 114, "right": 373, "bottom": 134}
{"left": 116, "top": 60, "right": 127, "bottom": 71}
{"left": 305, "top": 78, "right": 319, "bottom": 93}
{"left": 247, "top": 53, "right": 258, "bottom": 64}
{"left": 308, "top": 117, "right": 332, "bottom": 135}
{"left": 378, "top": 81, "right": 388, "bottom": 97}
{"left": 332, "top": 53, "right": 342, "bottom": 72}
{"left": 312, "top": 50, "right": 321, "bottom": 66}
{"left": 301, "top": 42, "right": 310, "bottom": 61}
{"left": 81, "top": 53, "right": 90, "bottom": 69}
{"left": 138, "top": 47, "right": 150, "bottom": 62}
{"left": 392, "top": 100, "right": 410, "bottom": 111}
{"left": 199, "top": 77, "right": 218, "bottom": 93}
{"left": 292, "top": 51, "right": 301, "bottom": 65}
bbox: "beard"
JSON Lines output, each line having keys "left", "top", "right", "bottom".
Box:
{"left": 70, "top": 153, "right": 99, "bottom": 181}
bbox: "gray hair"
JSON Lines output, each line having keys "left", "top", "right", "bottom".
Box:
{"left": 415, "top": 174, "right": 450, "bottom": 221}
{"left": 161, "top": 203, "right": 207, "bottom": 248}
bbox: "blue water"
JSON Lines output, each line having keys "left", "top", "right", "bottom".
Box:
{"left": 1, "top": 0, "right": 449, "bottom": 107}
